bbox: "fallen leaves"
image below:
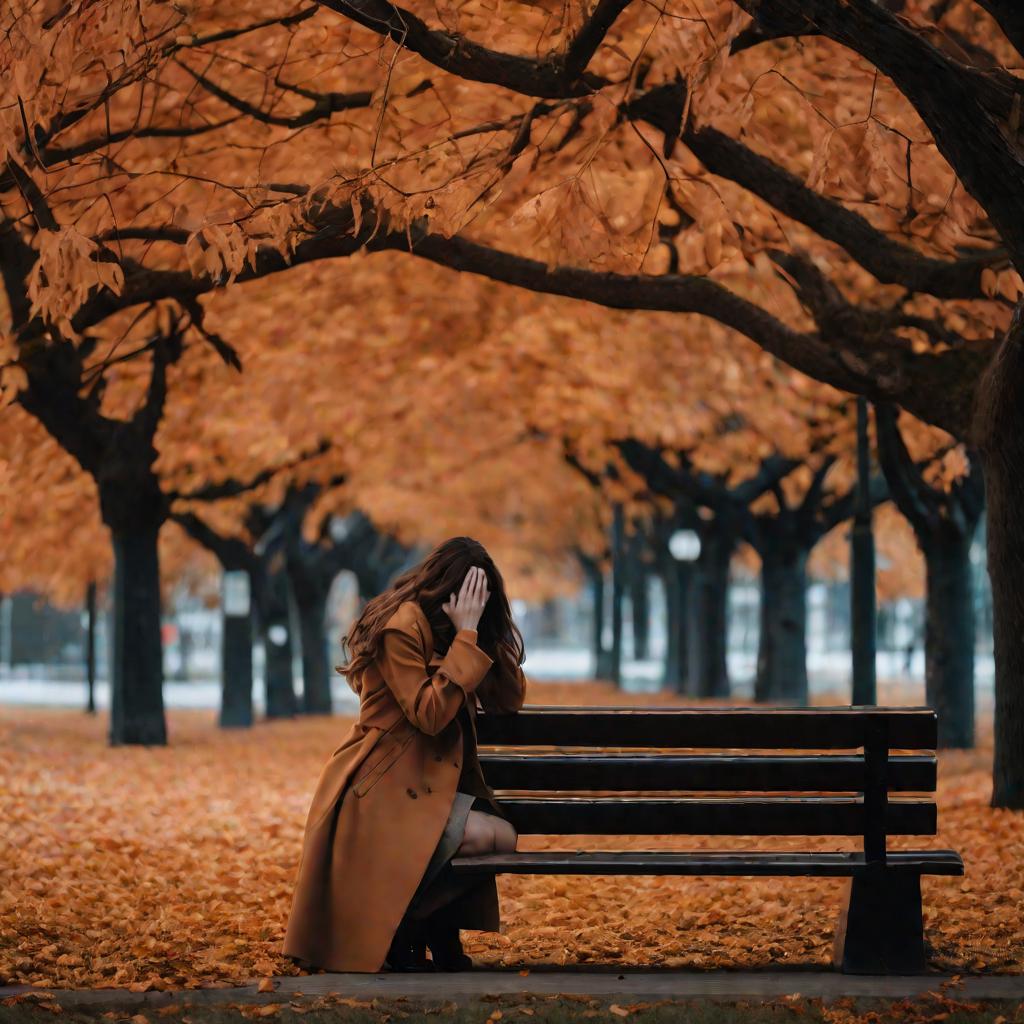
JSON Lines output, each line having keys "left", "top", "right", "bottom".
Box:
{"left": 1, "top": 680, "right": 1021, "bottom": 991}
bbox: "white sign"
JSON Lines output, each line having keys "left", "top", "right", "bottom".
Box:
{"left": 668, "top": 529, "right": 702, "bottom": 562}
{"left": 223, "top": 571, "right": 251, "bottom": 617}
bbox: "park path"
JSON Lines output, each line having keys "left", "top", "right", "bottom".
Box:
{"left": 2, "top": 971, "right": 1023, "bottom": 1009}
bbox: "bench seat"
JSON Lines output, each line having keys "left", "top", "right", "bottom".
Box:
{"left": 452, "top": 848, "right": 964, "bottom": 876}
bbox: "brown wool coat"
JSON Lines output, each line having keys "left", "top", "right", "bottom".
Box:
{"left": 281, "top": 599, "right": 527, "bottom": 973}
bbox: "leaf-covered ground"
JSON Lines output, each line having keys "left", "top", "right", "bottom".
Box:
{"left": 2, "top": 681, "right": 1021, "bottom": 991}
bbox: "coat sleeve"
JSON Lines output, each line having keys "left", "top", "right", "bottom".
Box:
{"left": 377, "top": 623, "right": 494, "bottom": 736}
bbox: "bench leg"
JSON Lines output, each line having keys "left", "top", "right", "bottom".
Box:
{"left": 832, "top": 867, "right": 927, "bottom": 974}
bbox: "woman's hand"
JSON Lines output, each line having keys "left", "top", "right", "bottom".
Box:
{"left": 442, "top": 566, "right": 489, "bottom": 633}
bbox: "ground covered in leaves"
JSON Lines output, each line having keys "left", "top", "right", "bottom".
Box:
{"left": 2, "top": 681, "right": 1022, "bottom": 990}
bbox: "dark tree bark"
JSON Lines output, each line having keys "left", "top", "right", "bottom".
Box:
{"left": 923, "top": 534, "right": 976, "bottom": 749}
{"left": 615, "top": 441, "right": 811, "bottom": 701}
{"left": 262, "top": 557, "right": 299, "bottom": 719}
{"left": 349, "top": 533, "right": 419, "bottom": 601}
{"left": 661, "top": 557, "right": 692, "bottom": 693}
{"left": 173, "top": 512, "right": 261, "bottom": 728}
{"left": 31, "top": 348, "right": 175, "bottom": 746}
{"left": 745, "top": 457, "right": 883, "bottom": 707}
{"left": 626, "top": 527, "right": 651, "bottom": 660}
{"left": 608, "top": 502, "right": 626, "bottom": 687}
{"left": 12, "top": 305, "right": 268, "bottom": 743}
{"left": 282, "top": 490, "right": 334, "bottom": 715}
{"left": 107, "top": 519, "right": 166, "bottom": 744}
{"left": 281, "top": 495, "right": 396, "bottom": 713}
{"left": 755, "top": 547, "right": 809, "bottom": 705}
{"left": 974, "top": 310, "right": 1024, "bottom": 805}
{"left": 580, "top": 555, "right": 609, "bottom": 681}
{"left": 648, "top": 507, "right": 694, "bottom": 693}
{"left": 219, "top": 576, "right": 255, "bottom": 729}
{"left": 687, "top": 523, "right": 735, "bottom": 699}
{"left": 630, "top": 563, "right": 650, "bottom": 661}
{"left": 294, "top": 587, "right": 332, "bottom": 714}
{"left": 876, "top": 403, "right": 984, "bottom": 749}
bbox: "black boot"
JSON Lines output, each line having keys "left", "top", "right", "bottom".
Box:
{"left": 386, "top": 917, "right": 432, "bottom": 972}
{"left": 424, "top": 917, "right": 472, "bottom": 971}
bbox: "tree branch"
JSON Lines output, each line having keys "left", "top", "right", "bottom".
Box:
{"left": 173, "top": 511, "right": 257, "bottom": 572}
{"left": 734, "top": 0, "right": 1024, "bottom": 267}
{"left": 175, "top": 61, "right": 373, "bottom": 127}
{"left": 314, "top": 0, "right": 610, "bottom": 97}
{"left": 874, "top": 400, "right": 937, "bottom": 533}
{"left": 66, "top": 200, "right": 988, "bottom": 441}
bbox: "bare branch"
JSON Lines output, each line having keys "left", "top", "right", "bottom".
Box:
{"left": 314, "top": 0, "right": 610, "bottom": 97}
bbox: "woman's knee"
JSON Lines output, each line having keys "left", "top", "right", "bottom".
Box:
{"left": 456, "top": 810, "right": 517, "bottom": 856}
{"left": 456, "top": 812, "right": 494, "bottom": 856}
{"left": 493, "top": 818, "right": 517, "bottom": 853}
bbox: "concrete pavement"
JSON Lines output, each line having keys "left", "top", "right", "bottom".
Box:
{"left": 3, "top": 970, "right": 1022, "bottom": 1010}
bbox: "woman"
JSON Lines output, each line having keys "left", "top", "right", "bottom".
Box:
{"left": 281, "top": 537, "right": 527, "bottom": 973}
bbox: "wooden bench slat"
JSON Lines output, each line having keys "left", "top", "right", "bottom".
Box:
{"left": 476, "top": 707, "right": 937, "bottom": 750}
{"left": 450, "top": 849, "right": 964, "bottom": 877}
{"left": 478, "top": 753, "right": 936, "bottom": 793}
{"left": 499, "top": 797, "right": 937, "bottom": 836}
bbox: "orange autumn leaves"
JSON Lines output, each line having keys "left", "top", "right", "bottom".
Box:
{"left": 1, "top": 681, "right": 1021, "bottom": 992}
{"left": 3, "top": 0, "right": 994, "bottom": 613}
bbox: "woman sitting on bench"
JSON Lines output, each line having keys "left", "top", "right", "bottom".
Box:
{"left": 282, "top": 537, "right": 528, "bottom": 974}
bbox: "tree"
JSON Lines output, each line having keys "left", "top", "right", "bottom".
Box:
{"left": 747, "top": 458, "right": 887, "bottom": 705}
{"left": 875, "top": 403, "right": 985, "bottom": 748}
{"left": 6, "top": 0, "right": 1024, "bottom": 799}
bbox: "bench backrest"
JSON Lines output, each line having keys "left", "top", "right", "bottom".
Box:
{"left": 475, "top": 706, "right": 939, "bottom": 864}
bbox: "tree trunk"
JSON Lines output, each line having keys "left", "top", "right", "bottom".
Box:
{"left": 630, "top": 565, "right": 650, "bottom": 661}
{"left": 922, "top": 536, "right": 976, "bottom": 749}
{"left": 975, "top": 312, "right": 1024, "bottom": 807}
{"left": 982, "top": 435, "right": 1024, "bottom": 805}
{"left": 660, "top": 557, "right": 691, "bottom": 693}
{"left": 585, "top": 561, "right": 609, "bottom": 680}
{"left": 107, "top": 522, "right": 166, "bottom": 745}
{"left": 262, "top": 565, "right": 298, "bottom": 719}
{"left": 688, "top": 529, "right": 732, "bottom": 698}
{"left": 296, "top": 587, "right": 333, "bottom": 715}
{"left": 220, "top": 572, "right": 254, "bottom": 729}
{"left": 609, "top": 505, "right": 625, "bottom": 686}
{"left": 755, "top": 547, "right": 809, "bottom": 705}
{"left": 596, "top": 568, "right": 617, "bottom": 681}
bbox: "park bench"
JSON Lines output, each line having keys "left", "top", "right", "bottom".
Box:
{"left": 451, "top": 706, "right": 963, "bottom": 974}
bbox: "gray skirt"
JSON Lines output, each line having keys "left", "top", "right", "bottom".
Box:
{"left": 407, "top": 791, "right": 476, "bottom": 914}
{"left": 404, "top": 791, "right": 506, "bottom": 927}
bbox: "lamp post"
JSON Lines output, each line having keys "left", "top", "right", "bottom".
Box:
{"left": 663, "top": 528, "right": 701, "bottom": 693}
{"left": 85, "top": 582, "right": 97, "bottom": 714}
{"left": 851, "top": 396, "right": 877, "bottom": 705}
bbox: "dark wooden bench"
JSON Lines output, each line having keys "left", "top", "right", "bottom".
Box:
{"left": 452, "top": 705, "right": 963, "bottom": 974}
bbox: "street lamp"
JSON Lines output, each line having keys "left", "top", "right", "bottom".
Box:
{"left": 669, "top": 528, "right": 702, "bottom": 562}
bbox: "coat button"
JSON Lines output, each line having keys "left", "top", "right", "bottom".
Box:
{"left": 406, "top": 787, "right": 418, "bottom": 799}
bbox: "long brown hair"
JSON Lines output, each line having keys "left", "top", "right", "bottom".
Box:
{"left": 338, "top": 536, "right": 525, "bottom": 696}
